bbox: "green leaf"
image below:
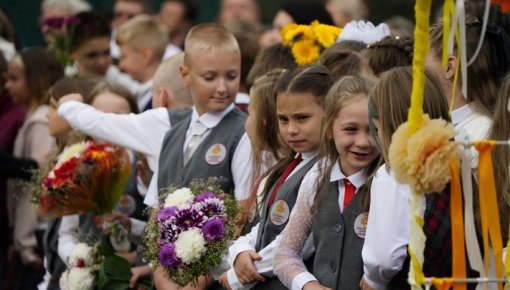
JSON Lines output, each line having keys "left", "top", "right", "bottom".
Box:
{"left": 98, "top": 253, "right": 132, "bottom": 290}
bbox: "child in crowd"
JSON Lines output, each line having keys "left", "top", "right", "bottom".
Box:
{"left": 58, "top": 53, "right": 192, "bottom": 212}
{"left": 5, "top": 48, "right": 63, "bottom": 289}
{"left": 219, "top": 66, "right": 334, "bottom": 290}
{"left": 488, "top": 72, "right": 510, "bottom": 247}
{"left": 40, "top": 76, "right": 99, "bottom": 290}
{"left": 153, "top": 23, "right": 253, "bottom": 289}
{"left": 427, "top": 18, "right": 502, "bottom": 169}
{"left": 319, "top": 47, "right": 369, "bottom": 80}
{"left": 362, "top": 36, "right": 414, "bottom": 76}
{"left": 246, "top": 44, "right": 296, "bottom": 90}
{"left": 116, "top": 14, "right": 168, "bottom": 111}
{"left": 273, "top": 75, "right": 380, "bottom": 290}
{"left": 361, "top": 67, "right": 459, "bottom": 289}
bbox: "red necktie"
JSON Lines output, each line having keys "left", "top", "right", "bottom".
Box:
{"left": 268, "top": 155, "right": 303, "bottom": 208}
{"left": 343, "top": 178, "right": 356, "bottom": 209}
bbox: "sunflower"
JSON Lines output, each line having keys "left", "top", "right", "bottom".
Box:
{"left": 281, "top": 23, "right": 309, "bottom": 45}
{"left": 291, "top": 39, "right": 320, "bottom": 66}
{"left": 313, "top": 22, "right": 342, "bottom": 48}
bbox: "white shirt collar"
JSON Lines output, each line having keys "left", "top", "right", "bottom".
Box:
{"left": 451, "top": 103, "right": 476, "bottom": 126}
{"left": 297, "top": 150, "right": 319, "bottom": 162}
{"left": 330, "top": 159, "right": 368, "bottom": 189}
{"left": 191, "top": 103, "right": 235, "bottom": 129}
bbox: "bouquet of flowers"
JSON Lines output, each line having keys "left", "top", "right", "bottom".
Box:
{"left": 33, "top": 140, "right": 131, "bottom": 217}
{"left": 281, "top": 20, "right": 342, "bottom": 66}
{"left": 60, "top": 241, "right": 150, "bottom": 290}
{"left": 42, "top": 15, "right": 80, "bottom": 68}
{"left": 143, "top": 179, "right": 236, "bottom": 286}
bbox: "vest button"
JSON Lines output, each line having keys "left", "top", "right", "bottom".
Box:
{"left": 334, "top": 223, "right": 342, "bottom": 232}
{"left": 330, "top": 263, "right": 336, "bottom": 273}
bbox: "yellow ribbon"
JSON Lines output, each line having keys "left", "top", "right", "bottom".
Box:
{"left": 442, "top": 0, "right": 455, "bottom": 67}
{"left": 449, "top": 157, "right": 467, "bottom": 290}
{"left": 432, "top": 277, "right": 454, "bottom": 290}
{"left": 474, "top": 141, "right": 504, "bottom": 290}
{"left": 407, "top": 0, "right": 431, "bottom": 134}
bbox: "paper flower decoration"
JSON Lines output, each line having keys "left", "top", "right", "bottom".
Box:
{"left": 388, "top": 114, "right": 458, "bottom": 194}
{"left": 281, "top": 21, "right": 342, "bottom": 66}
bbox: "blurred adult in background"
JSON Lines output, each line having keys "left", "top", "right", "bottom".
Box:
{"left": 325, "top": 0, "right": 368, "bottom": 27}
{"left": 218, "top": 0, "right": 261, "bottom": 25}
{"left": 159, "top": 0, "right": 198, "bottom": 50}
{"left": 259, "top": 0, "right": 334, "bottom": 47}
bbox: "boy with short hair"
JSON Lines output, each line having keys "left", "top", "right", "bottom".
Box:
{"left": 116, "top": 14, "right": 168, "bottom": 111}
{"left": 153, "top": 23, "right": 253, "bottom": 289}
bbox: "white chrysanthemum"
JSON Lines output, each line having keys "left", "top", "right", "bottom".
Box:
{"left": 55, "top": 141, "right": 87, "bottom": 168}
{"left": 59, "top": 270, "right": 69, "bottom": 290}
{"left": 175, "top": 228, "right": 206, "bottom": 264}
{"left": 68, "top": 243, "right": 94, "bottom": 267}
{"left": 66, "top": 268, "right": 95, "bottom": 290}
{"left": 164, "top": 187, "right": 194, "bottom": 208}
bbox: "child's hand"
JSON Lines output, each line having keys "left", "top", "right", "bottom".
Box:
{"left": 218, "top": 272, "right": 232, "bottom": 290}
{"left": 58, "top": 93, "right": 83, "bottom": 106}
{"left": 233, "top": 250, "right": 265, "bottom": 284}
{"left": 117, "top": 250, "right": 137, "bottom": 265}
{"left": 106, "top": 212, "right": 132, "bottom": 234}
{"left": 136, "top": 155, "right": 152, "bottom": 187}
{"left": 360, "top": 277, "right": 374, "bottom": 290}
{"left": 129, "top": 265, "right": 152, "bottom": 289}
{"left": 303, "top": 281, "right": 332, "bottom": 290}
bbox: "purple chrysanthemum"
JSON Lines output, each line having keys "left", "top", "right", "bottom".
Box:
{"left": 173, "top": 207, "right": 205, "bottom": 230}
{"left": 158, "top": 243, "right": 180, "bottom": 268}
{"left": 195, "top": 198, "right": 226, "bottom": 218}
{"left": 194, "top": 192, "right": 215, "bottom": 202}
{"left": 202, "top": 218, "right": 225, "bottom": 241}
{"left": 158, "top": 206, "right": 178, "bottom": 222}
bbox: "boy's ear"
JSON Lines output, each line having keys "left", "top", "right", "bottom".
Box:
{"left": 142, "top": 48, "right": 156, "bottom": 64}
{"left": 160, "top": 87, "right": 172, "bottom": 108}
{"left": 180, "top": 65, "right": 191, "bottom": 86}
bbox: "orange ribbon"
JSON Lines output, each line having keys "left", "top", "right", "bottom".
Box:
{"left": 431, "top": 277, "right": 454, "bottom": 290}
{"left": 474, "top": 141, "right": 504, "bottom": 290}
{"left": 449, "top": 157, "right": 466, "bottom": 290}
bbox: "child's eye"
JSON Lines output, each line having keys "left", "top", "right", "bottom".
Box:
{"left": 278, "top": 116, "right": 288, "bottom": 123}
{"left": 227, "top": 74, "right": 238, "bottom": 80}
{"left": 344, "top": 127, "right": 357, "bottom": 132}
{"left": 297, "top": 115, "right": 309, "bottom": 121}
{"left": 203, "top": 75, "right": 215, "bottom": 81}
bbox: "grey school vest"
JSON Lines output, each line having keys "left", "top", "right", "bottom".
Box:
{"left": 158, "top": 108, "right": 246, "bottom": 195}
{"left": 311, "top": 181, "right": 366, "bottom": 290}
{"left": 252, "top": 158, "right": 317, "bottom": 290}
{"left": 43, "top": 218, "right": 67, "bottom": 290}
{"left": 167, "top": 108, "right": 193, "bottom": 126}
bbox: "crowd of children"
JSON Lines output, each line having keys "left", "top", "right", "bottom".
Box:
{"left": 1, "top": 0, "right": 510, "bottom": 290}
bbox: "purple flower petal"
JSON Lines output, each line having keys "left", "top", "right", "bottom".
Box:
{"left": 158, "top": 243, "right": 180, "bottom": 268}
{"left": 194, "top": 192, "right": 215, "bottom": 202}
{"left": 158, "top": 206, "right": 178, "bottom": 222}
{"left": 202, "top": 218, "right": 225, "bottom": 241}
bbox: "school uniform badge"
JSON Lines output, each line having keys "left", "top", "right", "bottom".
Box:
{"left": 270, "top": 200, "right": 290, "bottom": 226}
{"left": 205, "top": 143, "right": 227, "bottom": 165}
{"left": 354, "top": 212, "right": 369, "bottom": 239}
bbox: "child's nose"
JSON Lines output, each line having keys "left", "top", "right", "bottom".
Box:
{"left": 286, "top": 121, "right": 299, "bottom": 135}
{"left": 216, "top": 78, "right": 227, "bottom": 93}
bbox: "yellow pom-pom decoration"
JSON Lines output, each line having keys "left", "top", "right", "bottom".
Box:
{"left": 389, "top": 114, "right": 458, "bottom": 194}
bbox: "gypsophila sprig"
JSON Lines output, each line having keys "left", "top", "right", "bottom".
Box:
{"left": 143, "top": 177, "right": 237, "bottom": 286}
{"left": 281, "top": 20, "right": 342, "bottom": 66}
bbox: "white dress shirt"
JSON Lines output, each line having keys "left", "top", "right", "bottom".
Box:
{"left": 451, "top": 103, "right": 492, "bottom": 169}
{"left": 273, "top": 160, "right": 368, "bottom": 290}
{"left": 225, "top": 151, "right": 318, "bottom": 290}
{"left": 136, "top": 80, "right": 153, "bottom": 111}
{"left": 362, "top": 165, "right": 427, "bottom": 290}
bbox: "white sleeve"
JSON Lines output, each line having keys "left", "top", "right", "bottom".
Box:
{"left": 57, "top": 215, "right": 80, "bottom": 266}
{"left": 362, "top": 167, "right": 411, "bottom": 290}
{"left": 58, "top": 102, "right": 169, "bottom": 167}
{"left": 273, "top": 168, "right": 318, "bottom": 289}
{"left": 228, "top": 223, "right": 260, "bottom": 266}
{"left": 231, "top": 133, "right": 253, "bottom": 201}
